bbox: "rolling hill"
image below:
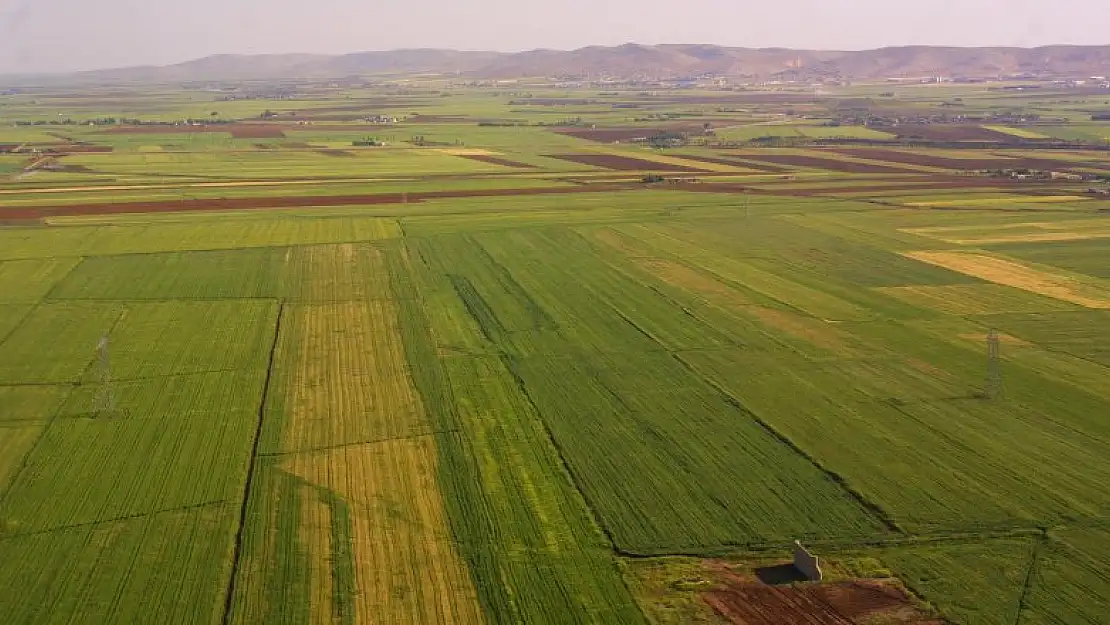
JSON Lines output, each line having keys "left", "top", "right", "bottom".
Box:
{"left": 11, "top": 43, "right": 1110, "bottom": 84}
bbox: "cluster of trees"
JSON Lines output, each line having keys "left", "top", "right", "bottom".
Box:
{"left": 13, "top": 116, "right": 235, "bottom": 127}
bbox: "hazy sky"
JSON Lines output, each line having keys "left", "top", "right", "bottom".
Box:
{"left": 2, "top": 0, "right": 1108, "bottom": 74}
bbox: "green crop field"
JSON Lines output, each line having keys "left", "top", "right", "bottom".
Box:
{"left": 2, "top": 76, "right": 1110, "bottom": 625}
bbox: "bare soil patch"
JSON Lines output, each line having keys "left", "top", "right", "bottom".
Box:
{"left": 890, "top": 124, "right": 1024, "bottom": 142}
{"left": 316, "top": 149, "right": 355, "bottom": 157}
{"left": 741, "top": 153, "right": 923, "bottom": 174}
{"left": 705, "top": 578, "right": 939, "bottom": 625}
{"left": 548, "top": 153, "right": 709, "bottom": 172}
{"left": 822, "top": 148, "right": 1090, "bottom": 172}
{"left": 229, "top": 125, "right": 286, "bottom": 139}
{"left": 281, "top": 142, "right": 313, "bottom": 149}
{"left": 678, "top": 155, "right": 787, "bottom": 172}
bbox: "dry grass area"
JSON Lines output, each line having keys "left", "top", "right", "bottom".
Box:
{"left": 742, "top": 305, "right": 858, "bottom": 355}
{"left": 876, "top": 283, "right": 1080, "bottom": 315}
{"left": 903, "top": 219, "right": 1110, "bottom": 245}
{"left": 284, "top": 437, "right": 484, "bottom": 625}
{"left": 905, "top": 251, "right": 1110, "bottom": 309}
{"left": 280, "top": 301, "right": 432, "bottom": 453}
{"left": 285, "top": 244, "right": 391, "bottom": 302}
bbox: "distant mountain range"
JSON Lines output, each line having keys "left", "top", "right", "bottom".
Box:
{"left": 11, "top": 44, "right": 1110, "bottom": 84}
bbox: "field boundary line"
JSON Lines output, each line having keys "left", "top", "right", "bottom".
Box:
{"left": 258, "top": 428, "right": 460, "bottom": 457}
{"left": 0, "top": 384, "right": 77, "bottom": 504}
{"left": 671, "top": 351, "right": 905, "bottom": 535}
{"left": 0, "top": 499, "right": 231, "bottom": 541}
{"left": 39, "top": 256, "right": 85, "bottom": 303}
{"left": 498, "top": 353, "right": 653, "bottom": 624}
{"left": 220, "top": 301, "right": 284, "bottom": 625}
{"left": 0, "top": 302, "right": 41, "bottom": 351}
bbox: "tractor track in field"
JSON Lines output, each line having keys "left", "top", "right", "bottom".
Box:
{"left": 220, "top": 302, "right": 284, "bottom": 625}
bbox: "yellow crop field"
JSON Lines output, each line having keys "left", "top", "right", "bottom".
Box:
{"left": 283, "top": 437, "right": 483, "bottom": 625}
{"left": 903, "top": 219, "right": 1110, "bottom": 245}
{"left": 905, "top": 251, "right": 1110, "bottom": 308}
{"left": 284, "top": 243, "right": 391, "bottom": 302}
{"left": 274, "top": 301, "right": 432, "bottom": 453}
{"left": 982, "top": 125, "right": 1051, "bottom": 139}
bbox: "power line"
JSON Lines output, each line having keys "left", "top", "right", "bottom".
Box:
{"left": 985, "top": 329, "right": 1003, "bottom": 399}
{"left": 94, "top": 336, "right": 116, "bottom": 415}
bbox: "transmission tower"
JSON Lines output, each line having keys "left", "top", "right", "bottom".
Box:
{"left": 985, "top": 329, "right": 1003, "bottom": 399}
{"left": 94, "top": 336, "right": 116, "bottom": 415}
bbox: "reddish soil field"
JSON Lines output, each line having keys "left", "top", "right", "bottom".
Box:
{"left": 0, "top": 183, "right": 637, "bottom": 221}
{"left": 456, "top": 154, "right": 537, "bottom": 168}
{"left": 699, "top": 155, "right": 791, "bottom": 173}
{"left": 705, "top": 579, "right": 940, "bottom": 625}
{"left": 554, "top": 126, "right": 711, "bottom": 143}
{"left": 890, "top": 124, "right": 1021, "bottom": 142}
{"left": 652, "top": 156, "right": 785, "bottom": 173}
{"left": 742, "top": 153, "right": 923, "bottom": 174}
{"left": 229, "top": 125, "right": 286, "bottom": 139}
{"left": 821, "top": 148, "right": 1101, "bottom": 173}
{"left": 548, "top": 153, "right": 709, "bottom": 172}
{"left": 669, "top": 177, "right": 1060, "bottom": 197}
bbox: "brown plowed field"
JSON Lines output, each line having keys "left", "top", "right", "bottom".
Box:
{"left": 548, "top": 153, "right": 709, "bottom": 172}
{"left": 675, "top": 155, "right": 787, "bottom": 172}
{"left": 229, "top": 125, "right": 287, "bottom": 139}
{"left": 742, "top": 153, "right": 923, "bottom": 174}
{"left": 821, "top": 148, "right": 1099, "bottom": 172}
{"left": 456, "top": 154, "right": 537, "bottom": 168}
{"left": 705, "top": 579, "right": 940, "bottom": 625}
{"left": 891, "top": 124, "right": 1021, "bottom": 142}
{"left": 0, "top": 183, "right": 636, "bottom": 220}
{"left": 669, "top": 177, "right": 1056, "bottom": 197}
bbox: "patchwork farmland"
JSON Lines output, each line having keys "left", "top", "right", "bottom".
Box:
{"left": 1, "top": 78, "right": 1110, "bottom": 625}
